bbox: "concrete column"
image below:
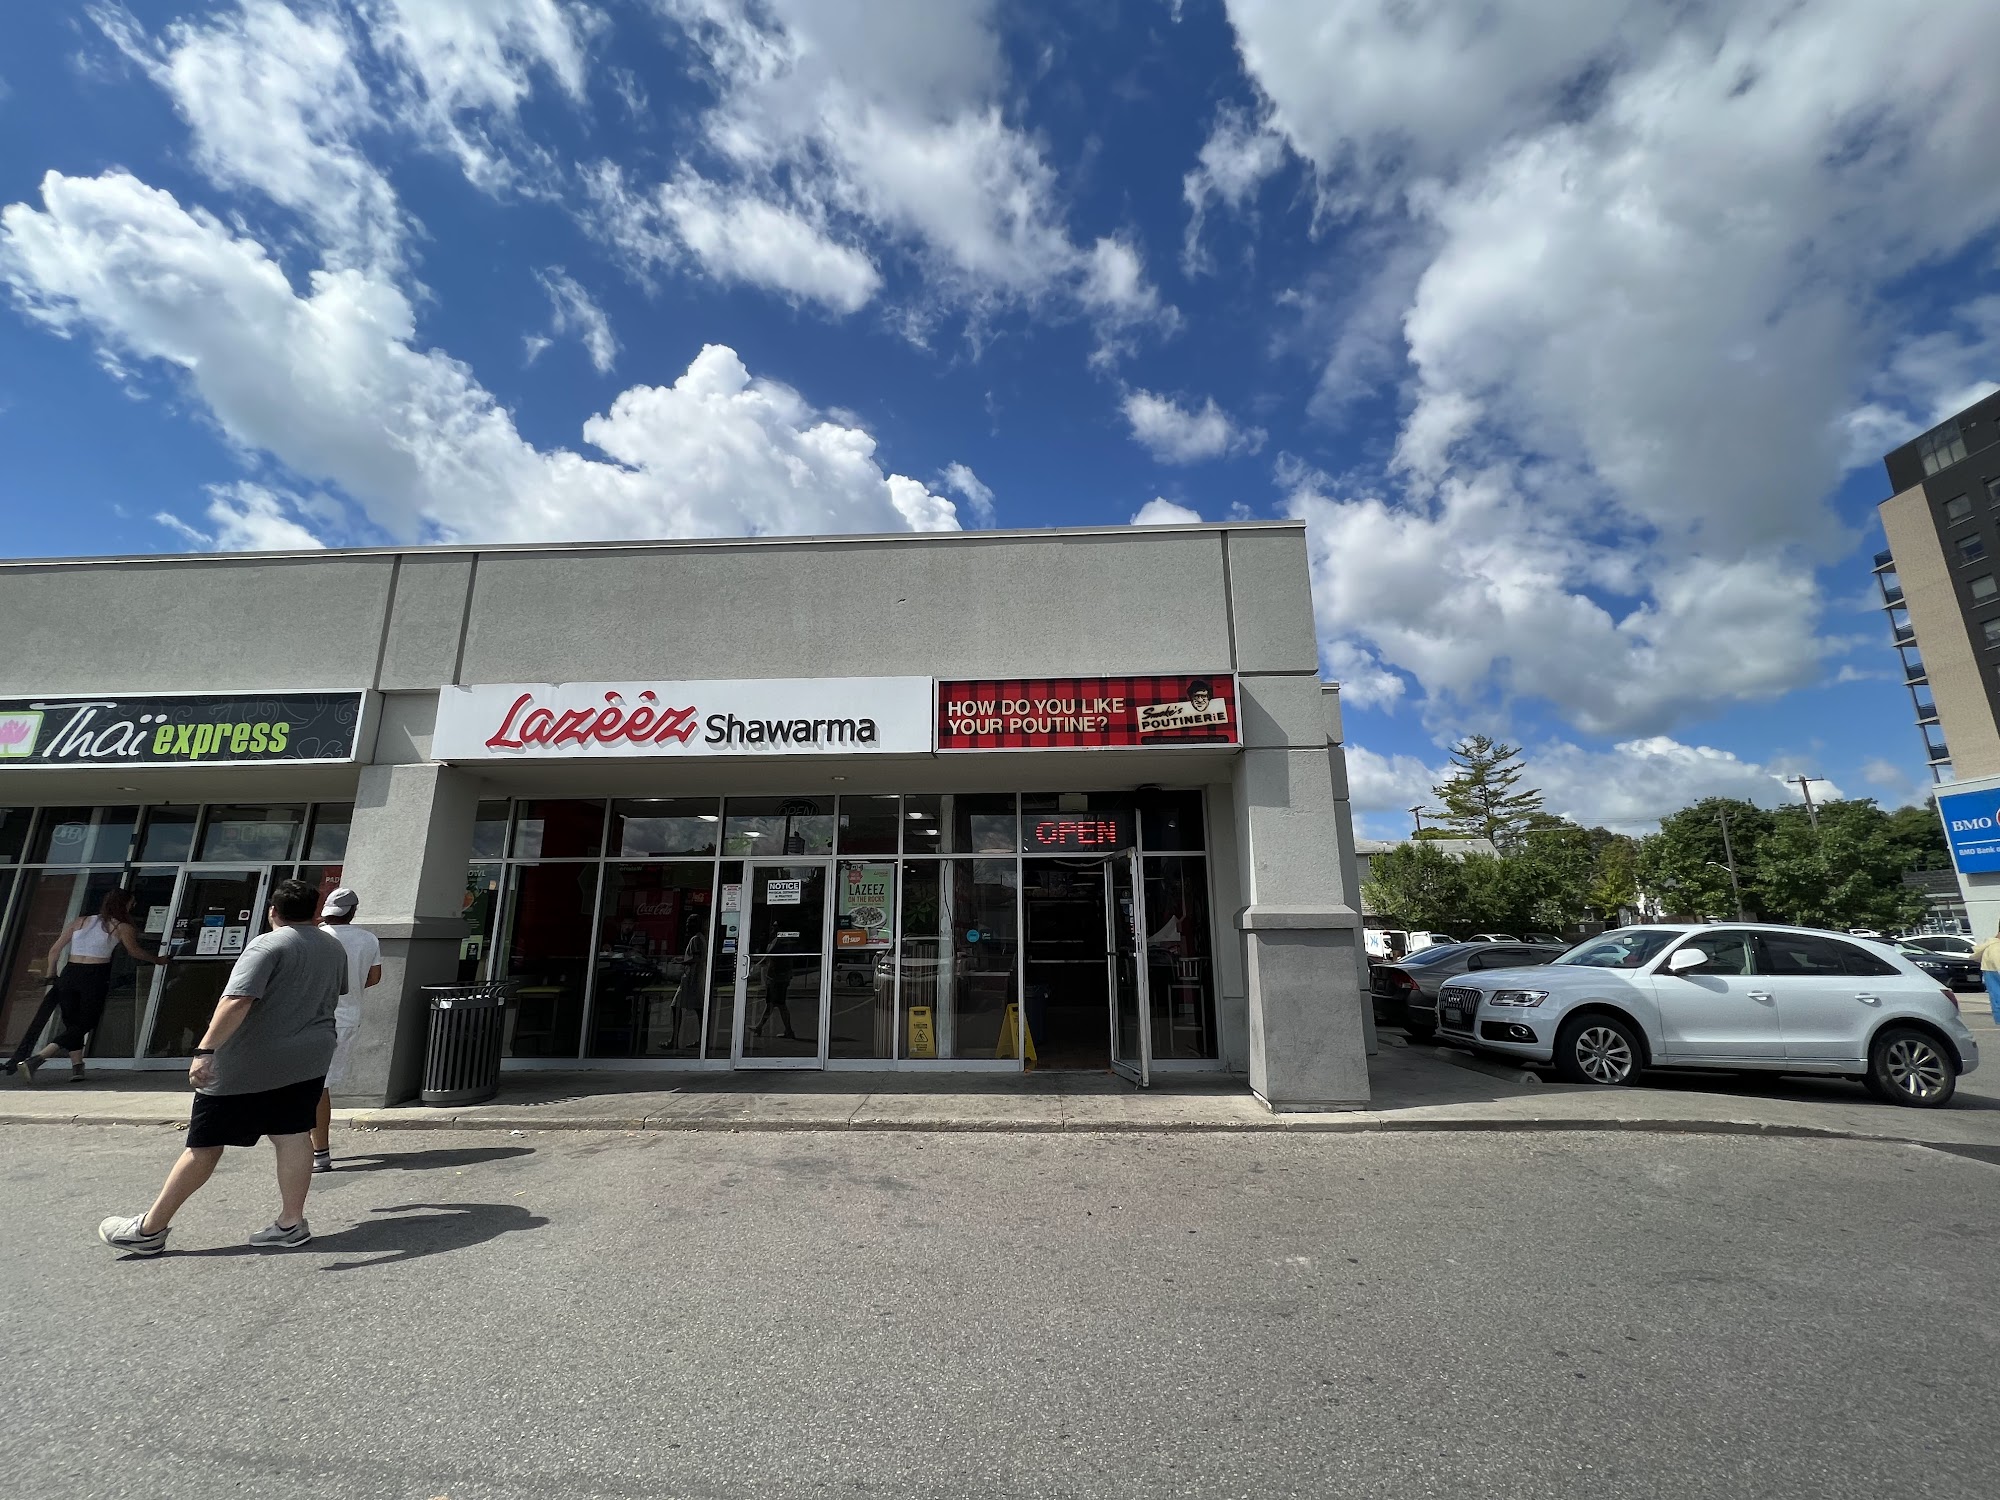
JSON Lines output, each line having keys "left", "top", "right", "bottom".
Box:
{"left": 334, "top": 761, "right": 480, "bottom": 1106}
{"left": 1231, "top": 673, "right": 1369, "bottom": 1110}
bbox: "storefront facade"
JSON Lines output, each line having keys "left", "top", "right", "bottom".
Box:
{"left": 0, "top": 523, "right": 1369, "bottom": 1109}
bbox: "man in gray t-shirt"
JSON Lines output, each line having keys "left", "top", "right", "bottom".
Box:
{"left": 98, "top": 877, "right": 348, "bottom": 1258}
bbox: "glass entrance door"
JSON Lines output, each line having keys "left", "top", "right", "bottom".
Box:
{"left": 733, "top": 862, "right": 831, "bottom": 1068}
{"left": 1107, "top": 850, "right": 1151, "bottom": 1086}
{"left": 141, "top": 868, "right": 268, "bottom": 1058}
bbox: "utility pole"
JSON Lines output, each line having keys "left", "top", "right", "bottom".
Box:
{"left": 1410, "top": 805, "right": 1427, "bottom": 836}
{"left": 1788, "top": 775, "right": 1822, "bottom": 832}
{"left": 1715, "top": 807, "right": 1748, "bottom": 920}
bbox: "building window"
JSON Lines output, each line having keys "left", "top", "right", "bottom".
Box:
{"left": 1958, "top": 534, "right": 1987, "bottom": 563}
{"left": 1989, "top": 476, "right": 2000, "bottom": 507}
{"left": 1944, "top": 493, "right": 1974, "bottom": 523}
{"left": 1974, "top": 575, "right": 1999, "bottom": 602}
{"left": 1920, "top": 422, "right": 1968, "bottom": 475}
{"left": 1983, "top": 618, "right": 2000, "bottom": 648}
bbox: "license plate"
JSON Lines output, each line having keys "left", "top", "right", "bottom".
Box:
{"left": 1442, "top": 999, "right": 1471, "bottom": 1027}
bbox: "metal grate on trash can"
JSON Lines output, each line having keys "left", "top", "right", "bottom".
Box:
{"left": 420, "top": 981, "right": 514, "bottom": 1106}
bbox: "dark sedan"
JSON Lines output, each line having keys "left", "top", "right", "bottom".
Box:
{"left": 1371, "top": 941, "right": 1567, "bottom": 1040}
{"left": 1895, "top": 941, "right": 1979, "bottom": 992}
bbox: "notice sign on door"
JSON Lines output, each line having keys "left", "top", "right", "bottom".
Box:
{"left": 937, "top": 675, "right": 1238, "bottom": 751}
{"left": 767, "top": 879, "right": 804, "bottom": 906}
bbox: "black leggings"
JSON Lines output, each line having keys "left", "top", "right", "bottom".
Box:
{"left": 7, "top": 965, "right": 111, "bottom": 1062}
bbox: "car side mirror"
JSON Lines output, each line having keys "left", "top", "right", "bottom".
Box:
{"left": 1666, "top": 948, "right": 1707, "bottom": 974}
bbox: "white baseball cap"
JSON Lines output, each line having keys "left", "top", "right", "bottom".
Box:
{"left": 321, "top": 888, "right": 359, "bottom": 917}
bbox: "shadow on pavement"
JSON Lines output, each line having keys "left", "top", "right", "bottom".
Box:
{"left": 330, "top": 1146, "right": 536, "bottom": 1173}
{"left": 181, "top": 1202, "right": 548, "bottom": 1269}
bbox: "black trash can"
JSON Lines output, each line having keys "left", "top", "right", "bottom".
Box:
{"left": 420, "top": 982, "right": 512, "bottom": 1106}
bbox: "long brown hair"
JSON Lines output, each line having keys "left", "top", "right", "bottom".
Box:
{"left": 98, "top": 888, "right": 134, "bottom": 929}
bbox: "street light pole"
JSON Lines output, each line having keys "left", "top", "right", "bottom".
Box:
{"left": 1715, "top": 808, "right": 1747, "bottom": 921}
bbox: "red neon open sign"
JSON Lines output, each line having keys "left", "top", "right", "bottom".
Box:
{"left": 1029, "top": 816, "right": 1131, "bottom": 850}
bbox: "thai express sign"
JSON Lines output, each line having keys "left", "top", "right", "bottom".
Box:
{"left": 936, "top": 675, "right": 1239, "bottom": 751}
{"left": 433, "top": 679, "right": 934, "bottom": 760}
{"left": 0, "top": 693, "right": 365, "bottom": 768}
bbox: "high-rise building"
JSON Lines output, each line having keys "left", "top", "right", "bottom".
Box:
{"left": 1877, "top": 388, "right": 2000, "bottom": 936}
{"left": 1875, "top": 388, "right": 2000, "bottom": 784}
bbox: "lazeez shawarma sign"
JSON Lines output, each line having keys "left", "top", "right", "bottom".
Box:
{"left": 432, "top": 679, "right": 934, "bottom": 760}
{"left": 0, "top": 693, "right": 366, "bottom": 768}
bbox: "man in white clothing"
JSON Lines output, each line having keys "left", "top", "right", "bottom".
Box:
{"left": 313, "top": 888, "right": 380, "bottom": 1172}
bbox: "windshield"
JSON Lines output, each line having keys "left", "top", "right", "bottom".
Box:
{"left": 1400, "top": 944, "right": 1470, "bottom": 967}
{"left": 1552, "top": 929, "right": 1683, "bottom": 969}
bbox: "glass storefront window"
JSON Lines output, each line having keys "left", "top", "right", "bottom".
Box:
{"left": 460, "top": 863, "right": 503, "bottom": 981}
{"left": 0, "top": 808, "right": 30, "bottom": 864}
{"left": 829, "top": 858, "right": 896, "bottom": 1058}
{"left": 836, "top": 797, "right": 900, "bottom": 856}
{"left": 948, "top": 794, "right": 1017, "bottom": 854}
{"left": 197, "top": 805, "right": 304, "bottom": 863}
{"left": 0, "top": 868, "right": 168, "bottom": 1060}
{"left": 610, "top": 798, "right": 720, "bottom": 857}
{"left": 91, "top": 867, "right": 176, "bottom": 1057}
{"left": 137, "top": 807, "right": 198, "bottom": 864}
{"left": 470, "top": 801, "right": 510, "bottom": 859}
{"left": 148, "top": 868, "right": 268, "bottom": 1057}
{"left": 706, "top": 861, "right": 744, "bottom": 1056}
{"left": 723, "top": 797, "right": 834, "bottom": 857}
{"left": 589, "top": 863, "right": 713, "bottom": 1057}
{"left": 30, "top": 806, "right": 140, "bottom": 865}
{"left": 305, "top": 803, "right": 353, "bottom": 861}
{"left": 896, "top": 858, "right": 1018, "bottom": 1059}
{"left": 1139, "top": 791, "right": 1206, "bottom": 852}
{"left": 1143, "top": 857, "right": 1216, "bottom": 1060}
{"left": 514, "top": 800, "right": 605, "bottom": 860}
{"left": 500, "top": 863, "right": 599, "bottom": 1057}
{"left": 902, "top": 796, "right": 944, "bottom": 855}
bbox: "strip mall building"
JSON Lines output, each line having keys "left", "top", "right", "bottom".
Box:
{"left": 0, "top": 522, "right": 1370, "bottom": 1110}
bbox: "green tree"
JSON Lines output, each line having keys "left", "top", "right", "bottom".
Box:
{"left": 1749, "top": 799, "right": 1931, "bottom": 931}
{"left": 1362, "top": 841, "right": 1472, "bottom": 932}
{"left": 1432, "top": 736, "right": 1544, "bottom": 847}
{"left": 1635, "top": 798, "right": 1770, "bottom": 919}
{"left": 1586, "top": 836, "right": 1640, "bottom": 923}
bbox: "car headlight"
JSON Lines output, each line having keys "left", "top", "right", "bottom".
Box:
{"left": 1490, "top": 989, "right": 1549, "bottom": 1008}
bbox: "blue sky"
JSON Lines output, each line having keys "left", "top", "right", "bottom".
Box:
{"left": 3, "top": 1, "right": 1998, "bottom": 837}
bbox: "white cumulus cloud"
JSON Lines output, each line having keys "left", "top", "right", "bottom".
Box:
{"left": 1130, "top": 497, "right": 1202, "bottom": 526}
{"left": 155, "top": 482, "right": 329, "bottom": 553}
{"left": 1122, "top": 390, "right": 1264, "bottom": 465}
{"left": 1, "top": 171, "right": 966, "bottom": 546}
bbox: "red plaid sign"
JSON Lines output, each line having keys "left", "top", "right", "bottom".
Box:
{"left": 937, "top": 675, "right": 1239, "bottom": 750}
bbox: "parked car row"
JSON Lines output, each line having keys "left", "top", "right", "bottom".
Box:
{"left": 1371, "top": 923, "right": 1981, "bottom": 1109}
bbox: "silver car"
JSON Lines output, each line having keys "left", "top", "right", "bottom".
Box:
{"left": 1434, "top": 923, "right": 1981, "bottom": 1107}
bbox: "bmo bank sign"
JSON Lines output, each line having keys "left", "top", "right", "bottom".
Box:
{"left": 1939, "top": 785, "right": 2000, "bottom": 875}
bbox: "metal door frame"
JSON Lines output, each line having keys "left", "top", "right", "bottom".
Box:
{"left": 730, "top": 858, "right": 834, "bottom": 1070}
{"left": 135, "top": 864, "right": 270, "bottom": 1059}
{"left": 1106, "top": 847, "right": 1152, "bottom": 1087}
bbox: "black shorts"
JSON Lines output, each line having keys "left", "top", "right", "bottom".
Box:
{"left": 187, "top": 1077, "right": 326, "bottom": 1149}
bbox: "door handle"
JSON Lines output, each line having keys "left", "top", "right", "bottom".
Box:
{"left": 1747, "top": 990, "right": 1774, "bottom": 1001}
{"left": 1855, "top": 993, "right": 1881, "bottom": 1005}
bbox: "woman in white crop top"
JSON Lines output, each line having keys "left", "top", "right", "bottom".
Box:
{"left": 5, "top": 887, "right": 170, "bottom": 1083}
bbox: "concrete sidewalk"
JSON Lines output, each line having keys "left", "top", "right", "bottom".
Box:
{"left": 5, "top": 1023, "right": 1998, "bottom": 1147}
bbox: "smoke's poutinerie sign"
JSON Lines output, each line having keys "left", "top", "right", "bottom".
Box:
{"left": 0, "top": 693, "right": 365, "bottom": 768}
{"left": 936, "top": 675, "right": 1239, "bottom": 750}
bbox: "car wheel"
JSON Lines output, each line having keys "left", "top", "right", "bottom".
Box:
{"left": 1866, "top": 1026, "right": 1957, "bottom": 1109}
{"left": 1553, "top": 1014, "right": 1641, "bottom": 1086}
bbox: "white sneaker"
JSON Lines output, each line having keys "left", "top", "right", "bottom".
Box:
{"left": 98, "top": 1214, "right": 169, "bottom": 1257}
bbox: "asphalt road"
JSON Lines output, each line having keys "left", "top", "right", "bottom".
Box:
{"left": 3, "top": 1125, "right": 1996, "bottom": 1500}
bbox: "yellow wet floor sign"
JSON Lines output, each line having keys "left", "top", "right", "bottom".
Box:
{"left": 995, "top": 1002, "right": 1037, "bottom": 1067}
{"left": 907, "top": 1005, "right": 936, "bottom": 1059}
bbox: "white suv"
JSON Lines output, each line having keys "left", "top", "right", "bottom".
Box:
{"left": 1433, "top": 923, "right": 1981, "bottom": 1108}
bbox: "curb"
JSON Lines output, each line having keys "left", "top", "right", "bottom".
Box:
{"left": 0, "top": 1108, "right": 1975, "bottom": 1149}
